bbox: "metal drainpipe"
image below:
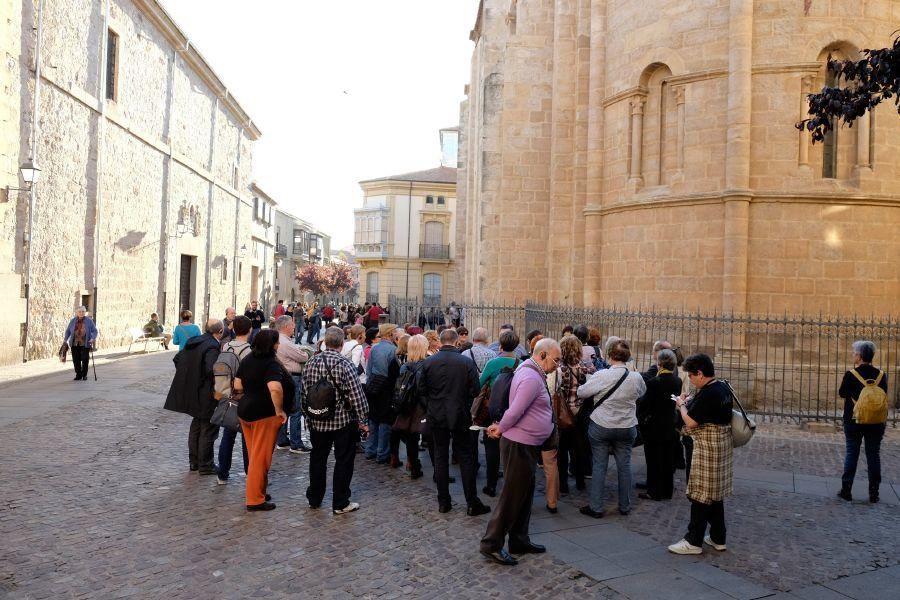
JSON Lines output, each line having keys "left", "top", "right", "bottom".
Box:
{"left": 404, "top": 181, "right": 412, "bottom": 301}
{"left": 93, "top": 0, "right": 111, "bottom": 325}
{"left": 23, "top": 0, "right": 44, "bottom": 362}
{"left": 203, "top": 98, "right": 218, "bottom": 323}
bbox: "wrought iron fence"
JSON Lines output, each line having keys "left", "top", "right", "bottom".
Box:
{"left": 524, "top": 304, "right": 900, "bottom": 425}
{"left": 373, "top": 299, "right": 899, "bottom": 425}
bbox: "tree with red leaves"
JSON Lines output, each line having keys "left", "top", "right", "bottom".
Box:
{"left": 295, "top": 262, "right": 354, "bottom": 298}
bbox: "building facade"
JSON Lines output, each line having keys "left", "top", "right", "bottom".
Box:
{"left": 457, "top": 0, "right": 900, "bottom": 315}
{"left": 0, "top": 0, "right": 262, "bottom": 365}
{"left": 354, "top": 167, "right": 458, "bottom": 308}
{"left": 272, "top": 207, "right": 331, "bottom": 305}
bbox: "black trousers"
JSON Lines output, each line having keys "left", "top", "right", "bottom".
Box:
{"left": 432, "top": 425, "right": 478, "bottom": 506}
{"left": 685, "top": 499, "right": 725, "bottom": 547}
{"left": 71, "top": 345, "right": 90, "bottom": 378}
{"left": 558, "top": 426, "right": 589, "bottom": 492}
{"left": 188, "top": 417, "right": 219, "bottom": 471}
{"left": 644, "top": 439, "right": 675, "bottom": 499}
{"left": 307, "top": 423, "right": 359, "bottom": 510}
{"left": 481, "top": 438, "right": 539, "bottom": 552}
{"left": 483, "top": 434, "right": 501, "bottom": 491}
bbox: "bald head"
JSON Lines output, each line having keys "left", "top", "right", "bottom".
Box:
{"left": 206, "top": 319, "right": 224, "bottom": 338}
{"left": 532, "top": 337, "right": 561, "bottom": 372}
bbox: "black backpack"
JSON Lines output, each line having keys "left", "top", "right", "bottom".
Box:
{"left": 391, "top": 363, "right": 420, "bottom": 414}
{"left": 304, "top": 359, "right": 339, "bottom": 421}
{"left": 488, "top": 359, "right": 520, "bottom": 422}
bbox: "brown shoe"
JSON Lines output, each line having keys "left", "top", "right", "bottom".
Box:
{"left": 389, "top": 454, "right": 401, "bottom": 469}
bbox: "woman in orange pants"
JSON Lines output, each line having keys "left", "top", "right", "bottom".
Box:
{"left": 234, "top": 329, "right": 294, "bottom": 511}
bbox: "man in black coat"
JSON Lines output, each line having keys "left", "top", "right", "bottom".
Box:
{"left": 164, "top": 319, "right": 225, "bottom": 475}
{"left": 417, "top": 328, "right": 490, "bottom": 516}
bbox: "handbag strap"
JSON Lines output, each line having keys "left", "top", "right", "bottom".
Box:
{"left": 721, "top": 379, "right": 751, "bottom": 424}
{"left": 591, "top": 369, "right": 629, "bottom": 416}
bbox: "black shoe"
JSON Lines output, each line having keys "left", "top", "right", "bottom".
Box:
{"left": 509, "top": 542, "right": 546, "bottom": 554}
{"left": 480, "top": 548, "right": 518, "bottom": 566}
{"left": 74, "top": 376, "right": 82, "bottom": 381}
{"left": 189, "top": 465, "right": 199, "bottom": 472}
{"left": 635, "top": 481, "right": 648, "bottom": 489}
{"left": 198, "top": 469, "right": 218, "bottom": 476}
{"left": 410, "top": 469, "right": 424, "bottom": 480}
{"left": 580, "top": 505, "right": 603, "bottom": 518}
{"left": 870, "top": 488, "right": 880, "bottom": 503}
{"left": 638, "top": 492, "right": 660, "bottom": 501}
{"left": 438, "top": 503, "right": 452, "bottom": 514}
{"left": 482, "top": 486, "right": 496, "bottom": 497}
{"left": 837, "top": 487, "right": 853, "bottom": 502}
{"left": 265, "top": 494, "right": 272, "bottom": 502}
{"left": 546, "top": 505, "right": 557, "bottom": 514}
{"left": 246, "top": 502, "right": 276, "bottom": 511}
{"left": 467, "top": 502, "right": 491, "bottom": 517}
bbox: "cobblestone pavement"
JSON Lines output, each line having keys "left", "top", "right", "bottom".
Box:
{"left": 2, "top": 352, "right": 898, "bottom": 598}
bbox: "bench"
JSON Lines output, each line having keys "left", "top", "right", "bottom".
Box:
{"left": 127, "top": 327, "right": 166, "bottom": 353}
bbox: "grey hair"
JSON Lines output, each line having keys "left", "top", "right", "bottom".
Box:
{"left": 439, "top": 328, "right": 459, "bottom": 345}
{"left": 852, "top": 340, "right": 876, "bottom": 363}
{"left": 205, "top": 319, "right": 224, "bottom": 335}
{"left": 652, "top": 340, "right": 672, "bottom": 353}
{"left": 76, "top": 305, "right": 87, "bottom": 312}
{"left": 472, "top": 327, "right": 489, "bottom": 343}
{"left": 323, "top": 326, "right": 345, "bottom": 350}
{"left": 604, "top": 335, "right": 621, "bottom": 359}
{"left": 657, "top": 349, "right": 677, "bottom": 372}
{"left": 274, "top": 315, "right": 294, "bottom": 333}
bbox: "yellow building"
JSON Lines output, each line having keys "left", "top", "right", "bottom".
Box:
{"left": 354, "top": 166, "right": 458, "bottom": 309}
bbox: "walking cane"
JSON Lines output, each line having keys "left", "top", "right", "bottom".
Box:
{"left": 90, "top": 345, "right": 98, "bottom": 381}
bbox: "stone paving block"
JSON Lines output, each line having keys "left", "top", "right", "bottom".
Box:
{"left": 788, "top": 584, "right": 852, "bottom": 599}
{"left": 733, "top": 479, "right": 795, "bottom": 493}
{"left": 606, "top": 570, "right": 734, "bottom": 600}
{"left": 821, "top": 566, "right": 900, "bottom": 599}
{"left": 733, "top": 467, "right": 795, "bottom": 485}
{"left": 671, "top": 560, "right": 775, "bottom": 599}
{"left": 557, "top": 522, "right": 657, "bottom": 556}
{"left": 531, "top": 531, "right": 597, "bottom": 564}
{"left": 571, "top": 555, "right": 647, "bottom": 581}
{"left": 609, "top": 546, "right": 703, "bottom": 571}
{"left": 528, "top": 514, "right": 591, "bottom": 534}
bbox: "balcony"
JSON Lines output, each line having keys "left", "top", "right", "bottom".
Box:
{"left": 419, "top": 244, "right": 450, "bottom": 260}
{"left": 355, "top": 242, "right": 388, "bottom": 259}
{"left": 275, "top": 243, "right": 287, "bottom": 257}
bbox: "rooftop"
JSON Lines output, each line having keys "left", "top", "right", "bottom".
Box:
{"left": 359, "top": 166, "right": 457, "bottom": 185}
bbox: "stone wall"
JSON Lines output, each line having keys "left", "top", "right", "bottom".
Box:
{"left": 458, "top": 0, "right": 900, "bottom": 316}
{"left": 0, "top": 0, "right": 259, "bottom": 365}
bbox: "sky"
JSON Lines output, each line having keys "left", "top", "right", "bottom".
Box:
{"left": 161, "top": 0, "right": 480, "bottom": 250}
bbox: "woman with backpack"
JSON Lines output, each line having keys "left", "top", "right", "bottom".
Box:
{"left": 555, "top": 335, "right": 590, "bottom": 496}
{"left": 390, "top": 334, "right": 428, "bottom": 479}
{"left": 837, "top": 340, "right": 888, "bottom": 504}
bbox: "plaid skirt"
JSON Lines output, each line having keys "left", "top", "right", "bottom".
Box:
{"left": 686, "top": 423, "right": 733, "bottom": 504}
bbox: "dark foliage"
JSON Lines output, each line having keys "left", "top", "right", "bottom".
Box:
{"left": 798, "top": 34, "right": 900, "bottom": 142}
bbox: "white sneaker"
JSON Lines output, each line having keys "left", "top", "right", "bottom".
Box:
{"left": 668, "top": 539, "right": 703, "bottom": 555}
{"left": 216, "top": 477, "right": 227, "bottom": 485}
{"left": 704, "top": 536, "right": 727, "bottom": 551}
{"left": 333, "top": 502, "right": 360, "bottom": 515}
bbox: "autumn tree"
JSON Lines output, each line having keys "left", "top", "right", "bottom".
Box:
{"left": 799, "top": 34, "right": 900, "bottom": 142}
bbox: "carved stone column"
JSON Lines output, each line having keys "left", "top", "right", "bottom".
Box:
{"left": 674, "top": 86, "right": 686, "bottom": 174}
{"left": 856, "top": 111, "right": 871, "bottom": 169}
{"left": 628, "top": 96, "right": 645, "bottom": 186}
{"left": 798, "top": 75, "right": 812, "bottom": 168}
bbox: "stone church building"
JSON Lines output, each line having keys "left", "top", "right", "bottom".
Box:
{"left": 1, "top": 0, "right": 262, "bottom": 365}
{"left": 456, "top": 0, "right": 900, "bottom": 316}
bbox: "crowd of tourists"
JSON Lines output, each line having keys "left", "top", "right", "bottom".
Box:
{"left": 153, "top": 300, "right": 889, "bottom": 567}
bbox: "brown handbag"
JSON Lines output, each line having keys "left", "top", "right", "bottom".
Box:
{"left": 470, "top": 383, "right": 492, "bottom": 427}
{"left": 553, "top": 388, "right": 576, "bottom": 430}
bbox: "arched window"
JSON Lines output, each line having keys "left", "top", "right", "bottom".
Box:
{"left": 640, "top": 63, "right": 675, "bottom": 186}
{"left": 816, "top": 43, "right": 864, "bottom": 180}
{"left": 423, "top": 273, "right": 442, "bottom": 306}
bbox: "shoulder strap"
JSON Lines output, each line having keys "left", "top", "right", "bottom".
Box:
{"left": 592, "top": 369, "right": 629, "bottom": 412}
{"left": 874, "top": 371, "right": 884, "bottom": 386}
{"left": 851, "top": 368, "right": 873, "bottom": 386}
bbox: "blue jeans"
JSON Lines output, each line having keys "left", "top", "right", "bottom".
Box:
{"left": 294, "top": 321, "right": 305, "bottom": 344}
{"left": 277, "top": 376, "right": 306, "bottom": 449}
{"left": 587, "top": 422, "right": 636, "bottom": 514}
{"left": 217, "top": 427, "right": 248, "bottom": 480}
{"left": 842, "top": 421, "right": 886, "bottom": 490}
{"left": 365, "top": 420, "right": 392, "bottom": 462}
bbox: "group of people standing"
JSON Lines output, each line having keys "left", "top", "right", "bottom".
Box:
{"left": 152, "top": 301, "right": 888, "bottom": 566}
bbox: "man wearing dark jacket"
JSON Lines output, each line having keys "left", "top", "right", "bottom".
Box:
{"left": 164, "top": 319, "right": 225, "bottom": 475}
{"left": 418, "top": 328, "right": 490, "bottom": 516}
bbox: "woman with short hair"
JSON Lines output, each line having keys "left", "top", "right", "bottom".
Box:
{"left": 63, "top": 306, "right": 98, "bottom": 381}
{"left": 577, "top": 339, "right": 647, "bottom": 518}
{"left": 233, "top": 329, "right": 295, "bottom": 511}
{"left": 637, "top": 349, "right": 682, "bottom": 500}
{"left": 172, "top": 310, "right": 201, "bottom": 352}
{"left": 668, "top": 353, "right": 733, "bottom": 554}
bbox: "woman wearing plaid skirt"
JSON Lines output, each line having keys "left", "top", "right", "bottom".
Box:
{"left": 668, "top": 353, "right": 734, "bottom": 555}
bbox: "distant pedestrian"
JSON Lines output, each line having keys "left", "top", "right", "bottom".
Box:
{"left": 63, "top": 306, "right": 97, "bottom": 381}
{"left": 142, "top": 312, "right": 171, "bottom": 349}
{"left": 480, "top": 338, "right": 560, "bottom": 566}
{"left": 233, "top": 329, "right": 296, "bottom": 511}
{"left": 273, "top": 299, "right": 285, "bottom": 318}
{"left": 164, "top": 319, "right": 225, "bottom": 475}
{"left": 302, "top": 327, "right": 370, "bottom": 515}
{"left": 838, "top": 340, "right": 888, "bottom": 503}
{"left": 220, "top": 307, "right": 237, "bottom": 344}
{"left": 172, "top": 310, "right": 202, "bottom": 352}
{"left": 668, "top": 353, "right": 733, "bottom": 555}
{"left": 244, "top": 300, "right": 265, "bottom": 343}
{"left": 487, "top": 324, "right": 530, "bottom": 359}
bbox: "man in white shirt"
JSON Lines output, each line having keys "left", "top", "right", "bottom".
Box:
{"left": 274, "top": 316, "right": 312, "bottom": 453}
{"left": 341, "top": 325, "right": 367, "bottom": 385}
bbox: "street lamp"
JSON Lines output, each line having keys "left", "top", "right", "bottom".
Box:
{"left": 239, "top": 244, "right": 248, "bottom": 258}
{"left": 5, "top": 160, "right": 42, "bottom": 197}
